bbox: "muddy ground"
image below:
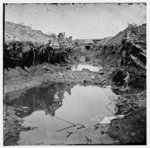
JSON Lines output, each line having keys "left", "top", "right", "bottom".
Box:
{"left": 4, "top": 62, "right": 111, "bottom": 93}
{"left": 3, "top": 60, "right": 146, "bottom": 145}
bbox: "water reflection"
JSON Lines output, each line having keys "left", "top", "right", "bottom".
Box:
{"left": 5, "top": 83, "right": 74, "bottom": 117}
{"left": 5, "top": 84, "right": 117, "bottom": 145}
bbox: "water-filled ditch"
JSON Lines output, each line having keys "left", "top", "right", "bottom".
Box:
{"left": 5, "top": 83, "right": 118, "bottom": 145}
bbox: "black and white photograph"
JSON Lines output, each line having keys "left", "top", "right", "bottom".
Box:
{"left": 2, "top": 1, "right": 148, "bottom": 146}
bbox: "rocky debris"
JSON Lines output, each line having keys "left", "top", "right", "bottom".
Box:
{"left": 3, "top": 105, "right": 22, "bottom": 146}
{"left": 100, "top": 115, "right": 124, "bottom": 124}
{"left": 103, "top": 24, "right": 146, "bottom": 89}
{"left": 108, "top": 108, "right": 146, "bottom": 144}
{"left": 106, "top": 87, "right": 146, "bottom": 145}
{"left": 4, "top": 104, "right": 38, "bottom": 146}
{"left": 95, "top": 23, "right": 147, "bottom": 144}
{"left": 114, "top": 90, "right": 146, "bottom": 115}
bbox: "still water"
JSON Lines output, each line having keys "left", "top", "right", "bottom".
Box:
{"left": 72, "top": 64, "right": 102, "bottom": 72}
{"left": 5, "top": 83, "right": 117, "bottom": 145}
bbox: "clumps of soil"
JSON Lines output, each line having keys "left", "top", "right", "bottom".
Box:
{"left": 3, "top": 105, "right": 22, "bottom": 146}
{"left": 108, "top": 81, "right": 146, "bottom": 145}
{"left": 111, "top": 69, "right": 125, "bottom": 86}
{"left": 108, "top": 108, "right": 146, "bottom": 144}
{"left": 115, "top": 90, "right": 146, "bottom": 115}
{"left": 4, "top": 104, "right": 38, "bottom": 146}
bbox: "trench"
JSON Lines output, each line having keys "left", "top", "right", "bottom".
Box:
{"left": 4, "top": 20, "right": 146, "bottom": 146}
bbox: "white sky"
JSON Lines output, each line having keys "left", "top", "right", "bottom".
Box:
{"left": 5, "top": 3, "right": 146, "bottom": 39}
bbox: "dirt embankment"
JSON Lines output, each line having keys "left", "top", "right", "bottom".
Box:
{"left": 93, "top": 24, "right": 146, "bottom": 144}
{"left": 5, "top": 21, "right": 50, "bottom": 43}
{"left": 109, "top": 108, "right": 146, "bottom": 144}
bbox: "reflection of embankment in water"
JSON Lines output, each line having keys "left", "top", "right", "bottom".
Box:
{"left": 4, "top": 83, "right": 118, "bottom": 145}
{"left": 5, "top": 83, "right": 74, "bottom": 117}
{"left": 71, "top": 64, "right": 102, "bottom": 72}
